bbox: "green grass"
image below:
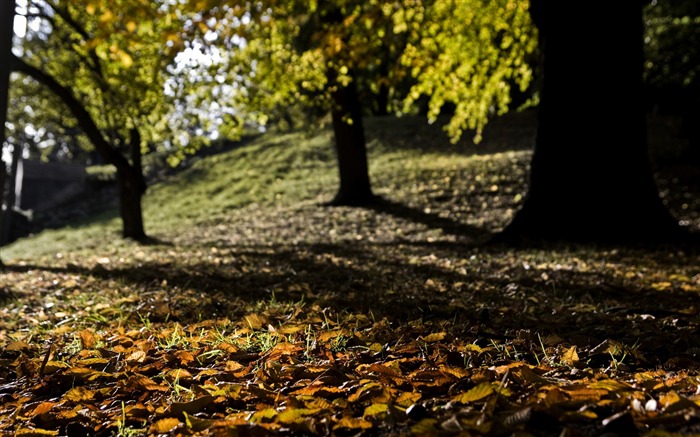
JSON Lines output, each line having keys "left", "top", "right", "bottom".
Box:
{"left": 1, "top": 112, "right": 699, "bottom": 436}
{"left": 2, "top": 112, "right": 534, "bottom": 260}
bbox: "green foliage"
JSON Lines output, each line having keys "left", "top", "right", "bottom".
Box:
{"left": 203, "top": 0, "right": 536, "bottom": 139}
{"left": 400, "top": 0, "right": 537, "bottom": 142}
{"left": 644, "top": 0, "right": 700, "bottom": 90}
{"left": 11, "top": 0, "right": 238, "bottom": 166}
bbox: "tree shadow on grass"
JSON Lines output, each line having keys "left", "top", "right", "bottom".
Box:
{"left": 360, "top": 196, "right": 493, "bottom": 245}
{"left": 7, "top": 237, "right": 700, "bottom": 368}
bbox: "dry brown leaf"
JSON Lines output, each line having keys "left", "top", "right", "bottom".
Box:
{"left": 30, "top": 402, "right": 58, "bottom": 416}
{"left": 561, "top": 346, "right": 579, "bottom": 366}
{"left": 124, "top": 374, "right": 169, "bottom": 392}
{"left": 367, "top": 363, "right": 403, "bottom": 379}
{"left": 78, "top": 330, "right": 98, "bottom": 349}
{"left": 243, "top": 313, "right": 266, "bottom": 330}
{"left": 395, "top": 391, "right": 422, "bottom": 407}
{"left": 126, "top": 350, "right": 147, "bottom": 363}
{"left": 169, "top": 395, "right": 214, "bottom": 417}
{"left": 6, "top": 340, "right": 30, "bottom": 352}
{"left": 175, "top": 350, "right": 196, "bottom": 365}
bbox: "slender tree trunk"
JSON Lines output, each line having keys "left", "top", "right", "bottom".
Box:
{"left": 117, "top": 128, "right": 147, "bottom": 240}
{"left": 10, "top": 55, "right": 149, "bottom": 241}
{"left": 499, "top": 2, "right": 681, "bottom": 244}
{"left": 116, "top": 164, "right": 146, "bottom": 241}
{"left": 0, "top": 0, "right": 15, "bottom": 264}
{"left": 329, "top": 77, "right": 374, "bottom": 206}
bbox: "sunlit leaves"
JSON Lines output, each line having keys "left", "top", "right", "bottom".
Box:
{"left": 13, "top": 0, "right": 218, "bottom": 165}
{"left": 400, "top": 0, "right": 537, "bottom": 142}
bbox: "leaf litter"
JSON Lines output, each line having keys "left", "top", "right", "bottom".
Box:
{"left": 1, "top": 115, "right": 700, "bottom": 435}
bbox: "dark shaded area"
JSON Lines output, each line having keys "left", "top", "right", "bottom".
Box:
{"left": 503, "top": 3, "right": 683, "bottom": 244}
{"left": 7, "top": 236, "right": 699, "bottom": 369}
{"left": 363, "top": 196, "right": 492, "bottom": 244}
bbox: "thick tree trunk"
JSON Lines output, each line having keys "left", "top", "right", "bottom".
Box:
{"left": 329, "top": 78, "right": 374, "bottom": 206}
{"left": 0, "top": 0, "right": 15, "bottom": 263}
{"left": 499, "top": 2, "right": 681, "bottom": 244}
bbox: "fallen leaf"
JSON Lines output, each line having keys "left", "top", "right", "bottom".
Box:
{"left": 453, "top": 382, "right": 494, "bottom": 403}
{"left": 150, "top": 417, "right": 181, "bottom": 434}
{"left": 561, "top": 346, "right": 579, "bottom": 366}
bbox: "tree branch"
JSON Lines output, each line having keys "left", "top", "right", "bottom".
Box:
{"left": 9, "top": 53, "right": 130, "bottom": 171}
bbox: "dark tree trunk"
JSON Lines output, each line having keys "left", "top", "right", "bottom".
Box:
{"left": 117, "top": 164, "right": 146, "bottom": 240}
{"left": 118, "top": 128, "right": 147, "bottom": 240}
{"left": 0, "top": 0, "right": 15, "bottom": 263}
{"left": 329, "top": 77, "right": 374, "bottom": 206}
{"left": 10, "top": 55, "right": 149, "bottom": 241}
{"left": 499, "top": 2, "right": 681, "bottom": 244}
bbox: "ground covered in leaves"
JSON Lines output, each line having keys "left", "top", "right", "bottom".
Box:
{"left": 1, "top": 112, "right": 700, "bottom": 436}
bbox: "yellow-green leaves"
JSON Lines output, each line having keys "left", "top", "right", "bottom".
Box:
{"left": 400, "top": 0, "right": 537, "bottom": 143}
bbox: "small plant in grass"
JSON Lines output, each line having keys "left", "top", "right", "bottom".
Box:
{"left": 329, "top": 334, "right": 349, "bottom": 353}
{"left": 115, "top": 401, "right": 147, "bottom": 437}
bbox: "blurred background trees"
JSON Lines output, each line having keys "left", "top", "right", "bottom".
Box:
{"left": 0, "top": 0, "right": 697, "bottom": 247}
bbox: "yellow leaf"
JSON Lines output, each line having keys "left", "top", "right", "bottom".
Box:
{"left": 396, "top": 391, "right": 422, "bottom": 407}
{"left": 334, "top": 417, "right": 373, "bottom": 430}
{"left": 99, "top": 10, "right": 114, "bottom": 24}
{"left": 422, "top": 332, "right": 446, "bottom": 343}
{"left": 659, "top": 391, "right": 682, "bottom": 408}
{"left": 126, "top": 21, "right": 137, "bottom": 33}
{"left": 118, "top": 50, "right": 134, "bottom": 68}
{"left": 250, "top": 408, "right": 276, "bottom": 423}
{"left": 63, "top": 387, "right": 95, "bottom": 402}
{"left": 277, "top": 408, "right": 316, "bottom": 424}
{"left": 6, "top": 340, "right": 30, "bottom": 351}
{"left": 651, "top": 282, "right": 672, "bottom": 291}
{"left": 561, "top": 346, "right": 579, "bottom": 366}
{"left": 454, "top": 382, "right": 494, "bottom": 403}
{"left": 243, "top": 313, "right": 265, "bottom": 330}
{"left": 150, "top": 417, "right": 181, "bottom": 434}
{"left": 588, "top": 379, "right": 631, "bottom": 392}
{"left": 411, "top": 419, "right": 438, "bottom": 434}
{"left": 125, "top": 375, "right": 169, "bottom": 392}
{"left": 15, "top": 428, "right": 59, "bottom": 437}
{"left": 86, "top": 4, "right": 96, "bottom": 15}
{"left": 363, "top": 403, "right": 389, "bottom": 418}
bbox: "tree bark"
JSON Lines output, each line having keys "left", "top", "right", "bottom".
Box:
{"left": 9, "top": 54, "right": 148, "bottom": 240}
{"left": 499, "top": 2, "right": 682, "bottom": 244}
{"left": 329, "top": 77, "right": 374, "bottom": 206}
{"left": 0, "top": 0, "right": 15, "bottom": 263}
{"left": 117, "top": 165, "right": 146, "bottom": 240}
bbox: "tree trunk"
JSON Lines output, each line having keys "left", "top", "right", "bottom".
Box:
{"left": 10, "top": 55, "right": 149, "bottom": 241}
{"left": 116, "top": 164, "right": 146, "bottom": 240}
{"left": 329, "top": 78, "right": 374, "bottom": 206}
{"left": 117, "top": 128, "right": 147, "bottom": 240}
{"left": 0, "top": 0, "right": 15, "bottom": 263}
{"left": 499, "top": 2, "right": 681, "bottom": 244}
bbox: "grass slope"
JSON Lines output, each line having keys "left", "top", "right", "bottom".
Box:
{"left": 1, "top": 112, "right": 700, "bottom": 436}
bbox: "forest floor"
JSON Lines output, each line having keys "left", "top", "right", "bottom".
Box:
{"left": 1, "top": 111, "right": 700, "bottom": 436}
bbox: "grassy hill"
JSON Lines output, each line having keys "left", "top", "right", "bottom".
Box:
{"left": 1, "top": 112, "right": 700, "bottom": 436}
